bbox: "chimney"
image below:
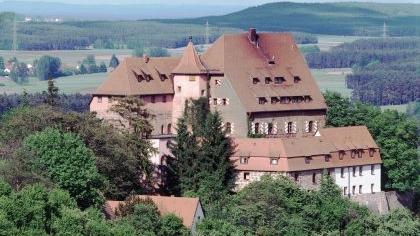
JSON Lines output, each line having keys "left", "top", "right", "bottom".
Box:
{"left": 248, "top": 28, "right": 258, "bottom": 44}
{"left": 143, "top": 54, "right": 149, "bottom": 63}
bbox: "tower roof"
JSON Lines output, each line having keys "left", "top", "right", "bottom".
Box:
{"left": 172, "top": 41, "right": 207, "bottom": 75}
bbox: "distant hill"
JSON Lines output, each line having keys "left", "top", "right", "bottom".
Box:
{"left": 158, "top": 2, "right": 420, "bottom": 36}
{"left": 0, "top": 1, "right": 244, "bottom": 20}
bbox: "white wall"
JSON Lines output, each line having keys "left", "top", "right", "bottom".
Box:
{"left": 334, "top": 164, "right": 381, "bottom": 196}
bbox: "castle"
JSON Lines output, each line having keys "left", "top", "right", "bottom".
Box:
{"left": 90, "top": 29, "right": 382, "bottom": 198}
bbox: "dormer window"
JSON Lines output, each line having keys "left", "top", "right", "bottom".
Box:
{"left": 146, "top": 74, "right": 152, "bottom": 82}
{"left": 304, "top": 96, "right": 312, "bottom": 103}
{"left": 136, "top": 74, "right": 144, "bottom": 82}
{"left": 297, "top": 96, "right": 304, "bottom": 103}
{"left": 351, "top": 150, "right": 357, "bottom": 158}
{"left": 325, "top": 154, "right": 331, "bottom": 162}
{"left": 358, "top": 150, "right": 363, "bottom": 158}
{"left": 258, "top": 97, "right": 267, "bottom": 104}
{"left": 215, "top": 79, "right": 221, "bottom": 86}
{"left": 294, "top": 76, "right": 301, "bottom": 83}
{"left": 160, "top": 74, "right": 168, "bottom": 81}
{"left": 305, "top": 157, "right": 312, "bottom": 164}
{"left": 240, "top": 156, "right": 248, "bottom": 164}
{"left": 369, "top": 148, "right": 375, "bottom": 157}
{"left": 252, "top": 77, "right": 260, "bottom": 84}
{"left": 339, "top": 151, "right": 345, "bottom": 160}
{"left": 291, "top": 97, "right": 298, "bottom": 103}
{"left": 265, "top": 77, "right": 272, "bottom": 84}
{"left": 270, "top": 158, "right": 278, "bottom": 165}
{"left": 271, "top": 97, "right": 279, "bottom": 104}
{"left": 274, "top": 77, "right": 285, "bottom": 84}
{"left": 280, "top": 97, "right": 290, "bottom": 104}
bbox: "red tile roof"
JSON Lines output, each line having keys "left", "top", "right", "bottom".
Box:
{"left": 104, "top": 195, "right": 200, "bottom": 229}
{"left": 172, "top": 42, "right": 207, "bottom": 75}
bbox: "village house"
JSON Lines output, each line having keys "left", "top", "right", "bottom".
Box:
{"left": 104, "top": 195, "right": 204, "bottom": 234}
{"left": 90, "top": 29, "right": 383, "bottom": 202}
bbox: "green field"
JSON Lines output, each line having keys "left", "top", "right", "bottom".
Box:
{"left": 0, "top": 73, "right": 107, "bottom": 94}
{"left": 311, "top": 68, "right": 353, "bottom": 98}
{"left": 380, "top": 104, "right": 408, "bottom": 113}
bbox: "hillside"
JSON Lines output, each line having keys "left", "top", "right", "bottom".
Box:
{"left": 159, "top": 2, "right": 420, "bottom": 36}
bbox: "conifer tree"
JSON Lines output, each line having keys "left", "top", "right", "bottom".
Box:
{"left": 43, "top": 77, "right": 59, "bottom": 107}
{"left": 109, "top": 54, "right": 120, "bottom": 68}
{"left": 0, "top": 56, "right": 5, "bottom": 75}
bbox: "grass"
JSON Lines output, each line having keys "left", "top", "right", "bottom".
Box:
{"left": 0, "top": 73, "right": 107, "bottom": 94}
{"left": 0, "top": 49, "right": 133, "bottom": 67}
{"left": 311, "top": 68, "right": 352, "bottom": 98}
{"left": 380, "top": 104, "right": 408, "bottom": 113}
{"left": 314, "top": 35, "right": 374, "bottom": 51}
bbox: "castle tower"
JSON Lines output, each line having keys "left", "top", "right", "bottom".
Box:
{"left": 171, "top": 39, "right": 208, "bottom": 128}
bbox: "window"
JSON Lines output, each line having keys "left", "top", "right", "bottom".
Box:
{"left": 213, "top": 98, "right": 218, "bottom": 105}
{"left": 339, "top": 151, "right": 345, "bottom": 160}
{"left": 304, "top": 96, "right": 312, "bottom": 103}
{"left": 177, "top": 86, "right": 182, "bottom": 92}
{"left": 225, "top": 122, "right": 232, "bottom": 134}
{"left": 352, "top": 186, "right": 356, "bottom": 195}
{"left": 258, "top": 97, "right": 267, "bottom": 104}
{"left": 189, "top": 75, "right": 196, "bottom": 81}
{"left": 280, "top": 97, "right": 291, "bottom": 104}
{"left": 270, "top": 158, "right": 278, "bottom": 165}
{"left": 215, "top": 79, "right": 221, "bottom": 85}
{"left": 222, "top": 98, "right": 227, "bottom": 105}
{"left": 271, "top": 97, "right": 279, "bottom": 104}
{"left": 359, "top": 166, "right": 363, "bottom": 176}
{"left": 369, "top": 148, "right": 375, "bottom": 157}
{"left": 244, "top": 172, "right": 250, "bottom": 180}
{"left": 294, "top": 76, "right": 301, "bottom": 83}
{"left": 358, "top": 150, "right": 362, "bottom": 158}
{"left": 136, "top": 74, "right": 144, "bottom": 82}
{"left": 274, "top": 77, "right": 285, "bottom": 84}
{"left": 268, "top": 123, "right": 273, "bottom": 135}
{"left": 151, "top": 95, "right": 155, "bottom": 103}
{"left": 265, "top": 77, "right": 272, "bottom": 84}
{"left": 341, "top": 168, "right": 345, "bottom": 178}
{"left": 353, "top": 167, "right": 356, "bottom": 177}
{"left": 97, "top": 96, "right": 102, "bottom": 103}
{"left": 160, "top": 74, "right": 168, "bottom": 81}
{"left": 294, "top": 172, "right": 299, "bottom": 181}
{"left": 254, "top": 123, "right": 260, "bottom": 134}
{"left": 240, "top": 157, "right": 248, "bottom": 164}
{"left": 162, "top": 95, "right": 167, "bottom": 103}
{"left": 344, "top": 187, "right": 348, "bottom": 195}
{"left": 252, "top": 77, "right": 260, "bottom": 84}
{"left": 308, "top": 121, "right": 314, "bottom": 133}
{"left": 161, "top": 125, "right": 164, "bottom": 134}
{"left": 325, "top": 155, "right": 331, "bottom": 162}
{"left": 305, "top": 157, "right": 312, "bottom": 164}
{"left": 167, "top": 124, "right": 172, "bottom": 134}
{"left": 312, "top": 173, "right": 316, "bottom": 184}
{"left": 351, "top": 150, "right": 357, "bottom": 158}
{"left": 146, "top": 75, "right": 152, "bottom": 82}
{"left": 359, "top": 185, "right": 363, "bottom": 194}
{"left": 371, "top": 184, "right": 374, "bottom": 193}
{"left": 371, "top": 165, "right": 375, "bottom": 175}
{"left": 201, "top": 90, "right": 205, "bottom": 96}
{"left": 287, "top": 122, "right": 293, "bottom": 134}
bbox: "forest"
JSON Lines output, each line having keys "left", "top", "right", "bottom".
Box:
{"left": 305, "top": 38, "right": 420, "bottom": 105}
{"left": 0, "top": 79, "right": 418, "bottom": 234}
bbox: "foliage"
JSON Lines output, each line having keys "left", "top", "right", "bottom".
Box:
{"left": 0, "top": 56, "right": 5, "bottom": 76}
{"left": 132, "top": 47, "right": 145, "bottom": 57}
{"left": 10, "top": 62, "right": 29, "bottom": 84}
{"left": 299, "top": 45, "right": 320, "bottom": 55}
{"left": 145, "top": 47, "right": 170, "bottom": 57}
{"left": 99, "top": 62, "right": 107, "bottom": 73}
{"left": 34, "top": 55, "right": 62, "bottom": 80}
{"left": 114, "top": 195, "right": 155, "bottom": 217}
{"left": 167, "top": 99, "right": 234, "bottom": 216}
{"left": 109, "top": 54, "right": 119, "bottom": 68}
{"left": 197, "top": 218, "right": 246, "bottom": 236}
{"left": 42, "top": 78, "right": 60, "bottom": 107}
{"left": 324, "top": 91, "right": 419, "bottom": 192}
{"left": 23, "top": 128, "right": 104, "bottom": 208}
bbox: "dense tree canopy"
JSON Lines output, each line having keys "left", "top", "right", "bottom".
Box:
{"left": 34, "top": 55, "right": 62, "bottom": 80}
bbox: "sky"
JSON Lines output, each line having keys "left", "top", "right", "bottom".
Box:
{"left": 2, "top": 0, "right": 420, "bottom": 5}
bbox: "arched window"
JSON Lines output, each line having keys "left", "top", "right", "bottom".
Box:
{"left": 287, "top": 122, "right": 293, "bottom": 134}
{"left": 225, "top": 122, "right": 232, "bottom": 134}
{"left": 167, "top": 124, "right": 172, "bottom": 134}
{"left": 308, "top": 121, "right": 314, "bottom": 133}
{"left": 254, "top": 122, "right": 260, "bottom": 134}
{"left": 161, "top": 125, "right": 164, "bottom": 134}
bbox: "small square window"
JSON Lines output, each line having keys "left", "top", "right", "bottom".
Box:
{"left": 305, "top": 157, "right": 312, "bottom": 164}
{"left": 215, "top": 79, "right": 221, "bottom": 85}
{"left": 222, "top": 98, "right": 227, "bottom": 105}
{"left": 252, "top": 78, "right": 260, "bottom": 84}
{"left": 97, "top": 96, "right": 102, "bottom": 103}
{"left": 213, "top": 98, "right": 218, "bottom": 105}
{"left": 270, "top": 158, "right": 278, "bottom": 165}
{"left": 271, "top": 97, "right": 279, "bottom": 104}
{"left": 258, "top": 97, "right": 267, "bottom": 104}
{"left": 244, "top": 172, "right": 250, "bottom": 180}
{"left": 325, "top": 155, "right": 331, "bottom": 162}
{"left": 359, "top": 185, "right": 363, "bottom": 194}
{"left": 294, "top": 76, "right": 301, "bottom": 83}
{"left": 177, "top": 86, "right": 182, "bottom": 92}
{"left": 201, "top": 90, "right": 205, "bottom": 96}
{"left": 265, "top": 77, "right": 272, "bottom": 84}
{"left": 240, "top": 157, "right": 248, "bottom": 164}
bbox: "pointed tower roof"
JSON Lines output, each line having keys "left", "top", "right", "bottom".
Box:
{"left": 172, "top": 41, "right": 207, "bottom": 75}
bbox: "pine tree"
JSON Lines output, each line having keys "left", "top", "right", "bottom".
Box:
{"left": 0, "top": 56, "right": 5, "bottom": 76}
{"left": 109, "top": 54, "right": 119, "bottom": 68}
{"left": 99, "top": 62, "right": 107, "bottom": 73}
{"left": 43, "top": 77, "right": 59, "bottom": 107}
